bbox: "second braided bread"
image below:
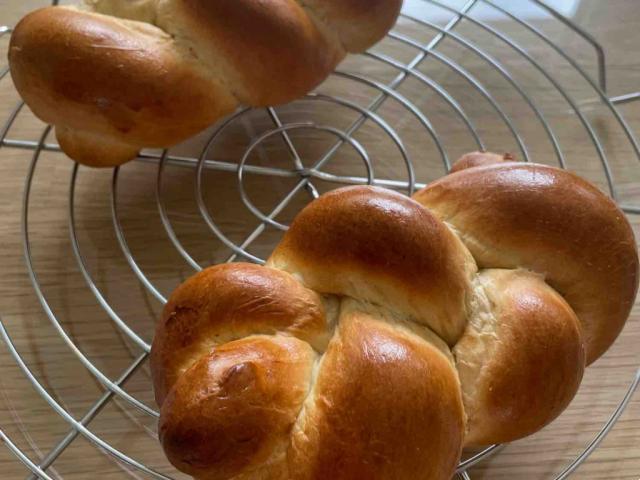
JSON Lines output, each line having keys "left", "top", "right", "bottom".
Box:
{"left": 8, "top": 0, "right": 403, "bottom": 166}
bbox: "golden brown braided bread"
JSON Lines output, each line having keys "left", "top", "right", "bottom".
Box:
{"left": 8, "top": 0, "right": 402, "bottom": 167}
{"left": 151, "top": 153, "right": 638, "bottom": 479}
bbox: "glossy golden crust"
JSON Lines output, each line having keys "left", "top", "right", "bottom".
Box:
{"left": 160, "top": 0, "right": 345, "bottom": 106}
{"left": 289, "top": 304, "right": 464, "bottom": 480}
{"left": 414, "top": 162, "right": 639, "bottom": 363}
{"left": 159, "top": 335, "right": 317, "bottom": 480}
{"left": 268, "top": 186, "right": 476, "bottom": 345}
{"left": 9, "top": 0, "right": 400, "bottom": 166}
{"left": 151, "top": 263, "right": 329, "bottom": 406}
{"left": 9, "top": 6, "right": 237, "bottom": 167}
{"left": 150, "top": 155, "right": 637, "bottom": 479}
{"left": 455, "top": 270, "right": 585, "bottom": 446}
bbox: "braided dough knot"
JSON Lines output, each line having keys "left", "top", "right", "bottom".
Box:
{"left": 9, "top": 0, "right": 402, "bottom": 166}
{"left": 151, "top": 155, "right": 638, "bottom": 480}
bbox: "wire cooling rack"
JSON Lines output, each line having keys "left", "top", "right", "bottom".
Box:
{"left": 0, "top": 0, "right": 639, "bottom": 479}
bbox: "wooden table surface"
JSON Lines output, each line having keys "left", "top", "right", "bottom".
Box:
{"left": 0, "top": 0, "right": 639, "bottom": 479}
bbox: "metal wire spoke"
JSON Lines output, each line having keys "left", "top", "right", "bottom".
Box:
{"left": 198, "top": 95, "right": 412, "bottom": 263}
{"left": 481, "top": 0, "right": 640, "bottom": 181}
{"left": 0, "top": 136, "right": 305, "bottom": 179}
{"left": 0, "top": 65, "right": 9, "bottom": 82}
{"left": 22, "top": 128, "right": 156, "bottom": 417}
{"left": 293, "top": 0, "right": 478, "bottom": 177}
{"left": 142, "top": 150, "right": 300, "bottom": 177}
{"left": 324, "top": 69, "right": 450, "bottom": 171}
{"left": 621, "top": 204, "right": 640, "bottom": 215}
{"left": 24, "top": 353, "right": 149, "bottom": 480}
{"left": 364, "top": 50, "right": 484, "bottom": 151}
{"left": 300, "top": 93, "right": 414, "bottom": 192}
{"left": 266, "top": 107, "right": 320, "bottom": 199}
{"left": 221, "top": 77, "right": 444, "bottom": 263}
{"left": 195, "top": 114, "right": 269, "bottom": 264}
{"left": 222, "top": 122, "right": 372, "bottom": 262}
{"left": 456, "top": 444, "right": 505, "bottom": 473}
{"left": 221, "top": 152, "right": 372, "bottom": 262}
{"left": 2, "top": 125, "right": 415, "bottom": 192}
{"left": 0, "top": 0, "right": 639, "bottom": 478}
{"left": 0, "top": 23, "right": 11, "bottom": 82}
{"left": 0, "top": 319, "right": 172, "bottom": 480}
{"left": 1, "top": 429, "right": 56, "bottom": 480}
{"left": 198, "top": 74, "right": 433, "bottom": 263}
{"left": 0, "top": 101, "right": 24, "bottom": 143}
{"left": 387, "top": 32, "right": 529, "bottom": 162}
{"left": 223, "top": 180, "right": 304, "bottom": 264}
{"left": 181, "top": 98, "right": 418, "bottom": 260}
{"left": 426, "top": 0, "right": 615, "bottom": 196}
{"left": 610, "top": 92, "right": 640, "bottom": 105}
{"left": 237, "top": 123, "right": 372, "bottom": 231}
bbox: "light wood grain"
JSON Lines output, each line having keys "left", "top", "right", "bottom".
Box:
{"left": 0, "top": 0, "right": 639, "bottom": 479}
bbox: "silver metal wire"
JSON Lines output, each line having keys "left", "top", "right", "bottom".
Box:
{"left": 156, "top": 149, "right": 206, "bottom": 272}
{"left": 456, "top": 444, "right": 505, "bottom": 473}
{"left": 236, "top": 123, "right": 373, "bottom": 231}
{"left": 112, "top": 166, "right": 168, "bottom": 305}
{"left": 195, "top": 110, "right": 269, "bottom": 265}
{"left": 218, "top": 70, "right": 438, "bottom": 263}
{"left": 24, "top": 352, "right": 150, "bottom": 480}
{"left": 531, "top": 0, "right": 607, "bottom": 92}
{"left": 1, "top": 428, "right": 56, "bottom": 480}
{"left": 611, "top": 92, "right": 640, "bottom": 105}
{"left": 0, "top": 319, "right": 171, "bottom": 480}
{"left": 480, "top": 0, "right": 640, "bottom": 193}
{"left": 299, "top": 93, "right": 414, "bottom": 190}
{"left": 554, "top": 368, "right": 640, "bottom": 480}
{"left": 427, "top": 0, "right": 610, "bottom": 196}
{"left": 23, "top": 130, "right": 157, "bottom": 418}
{"left": 68, "top": 162, "right": 153, "bottom": 353}
{"left": 1, "top": 0, "right": 640, "bottom": 478}
{"left": 266, "top": 107, "right": 321, "bottom": 200}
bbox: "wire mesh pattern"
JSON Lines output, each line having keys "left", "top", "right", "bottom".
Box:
{"left": 1, "top": 0, "right": 639, "bottom": 479}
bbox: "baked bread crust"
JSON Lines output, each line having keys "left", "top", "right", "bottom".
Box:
{"left": 8, "top": 0, "right": 402, "bottom": 166}
{"left": 151, "top": 155, "right": 638, "bottom": 478}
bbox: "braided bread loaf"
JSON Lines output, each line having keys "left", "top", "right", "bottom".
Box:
{"left": 151, "top": 153, "right": 638, "bottom": 480}
{"left": 8, "top": 0, "right": 402, "bottom": 167}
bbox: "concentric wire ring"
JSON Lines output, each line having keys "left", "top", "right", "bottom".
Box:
{"left": 1, "top": 0, "right": 639, "bottom": 478}
{"left": 236, "top": 123, "right": 373, "bottom": 231}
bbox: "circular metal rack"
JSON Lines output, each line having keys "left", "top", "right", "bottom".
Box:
{"left": 1, "top": 1, "right": 639, "bottom": 479}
